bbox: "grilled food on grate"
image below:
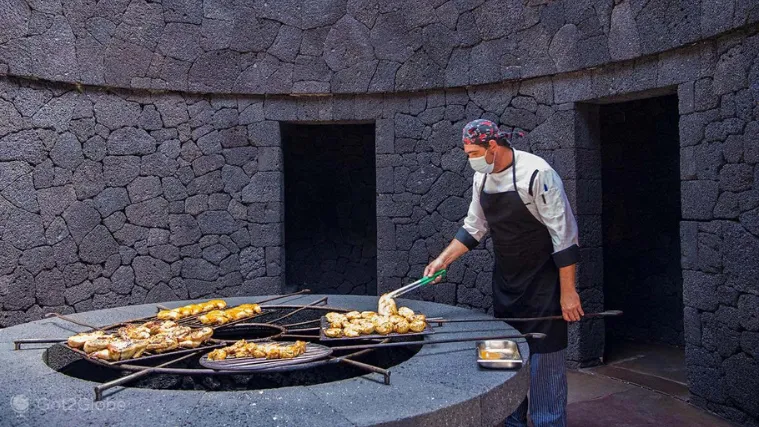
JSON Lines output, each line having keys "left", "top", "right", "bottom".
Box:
{"left": 197, "top": 303, "right": 262, "bottom": 326}
{"left": 322, "top": 307, "right": 428, "bottom": 337}
{"left": 378, "top": 294, "right": 398, "bottom": 316}
{"left": 207, "top": 340, "right": 308, "bottom": 361}
{"left": 67, "top": 330, "right": 109, "bottom": 349}
{"left": 67, "top": 321, "right": 214, "bottom": 361}
{"left": 90, "top": 339, "right": 149, "bottom": 361}
{"left": 157, "top": 299, "right": 227, "bottom": 321}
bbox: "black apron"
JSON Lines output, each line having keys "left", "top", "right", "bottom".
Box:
{"left": 479, "top": 150, "right": 567, "bottom": 354}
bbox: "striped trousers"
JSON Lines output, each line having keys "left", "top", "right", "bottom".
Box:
{"left": 505, "top": 349, "right": 567, "bottom": 427}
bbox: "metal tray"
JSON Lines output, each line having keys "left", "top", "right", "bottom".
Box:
{"left": 319, "top": 316, "right": 434, "bottom": 341}
{"left": 199, "top": 342, "right": 333, "bottom": 371}
{"left": 476, "top": 340, "right": 523, "bottom": 369}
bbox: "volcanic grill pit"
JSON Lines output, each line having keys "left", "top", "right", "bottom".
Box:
{"left": 2, "top": 295, "right": 530, "bottom": 426}
{"left": 43, "top": 306, "right": 422, "bottom": 392}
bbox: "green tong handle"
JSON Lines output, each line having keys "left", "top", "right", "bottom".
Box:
{"left": 389, "top": 269, "right": 448, "bottom": 298}
{"left": 420, "top": 269, "right": 447, "bottom": 285}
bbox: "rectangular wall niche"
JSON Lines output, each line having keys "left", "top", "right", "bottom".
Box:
{"left": 281, "top": 123, "right": 377, "bottom": 295}
{"left": 600, "top": 95, "right": 684, "bottom": 350}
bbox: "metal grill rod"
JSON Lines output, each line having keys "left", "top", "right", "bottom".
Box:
{"left": 94, "top": 350, "right": 201, "bottom": 401}
{"left": 430, "top": 310, "right": 623, "bottom": 324}
{"left": 264, "top": 296, "right": 329, "bottom": 324}
{"left": 331, "top": 333, "right": 546, "bottom": 352}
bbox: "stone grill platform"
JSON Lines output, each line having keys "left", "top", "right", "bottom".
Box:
{"left": 0, "top": 295, "right": 529, "bottom": 426}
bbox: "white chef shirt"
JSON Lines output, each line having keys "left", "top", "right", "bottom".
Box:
{"left": 454, "top": 149, "right": 580, "bottom": 267}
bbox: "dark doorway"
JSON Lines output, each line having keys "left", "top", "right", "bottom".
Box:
{"left": 281, "top": 123, "right": 377, "bottom": 295}
{"left": 600, "top": 95, "right": 684, "bottom": 360}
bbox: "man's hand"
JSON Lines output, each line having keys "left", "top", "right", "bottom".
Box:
{"left": 560, "top": 289, "right": 584, "bottom": 322}
{"left": 424, "top": 258, "right": 447, "bottom": 284}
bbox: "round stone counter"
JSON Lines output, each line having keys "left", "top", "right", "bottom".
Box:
{"left": 0, "top": 294, "right": 530, "bottom": 426}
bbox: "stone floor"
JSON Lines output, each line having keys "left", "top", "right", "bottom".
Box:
{"left": 566, "top": 342, "right": 735, "bottom": 426}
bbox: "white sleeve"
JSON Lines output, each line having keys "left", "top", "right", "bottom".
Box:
{"left": 534, "top": 168, "right": 580, "bottom": 267}
{"left": 455, "top": 174, "right": 489, "bottom": 249}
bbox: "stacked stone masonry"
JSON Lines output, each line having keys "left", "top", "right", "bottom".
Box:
{"left": 0, "top": 0, "right": 758, "bottom": 425}
{"left": 0, "top": 0, "right": 756, "bottom": 95}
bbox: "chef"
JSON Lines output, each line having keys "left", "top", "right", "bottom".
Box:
{"left": 424, "top": 119, "right": 583, "bottom": 427}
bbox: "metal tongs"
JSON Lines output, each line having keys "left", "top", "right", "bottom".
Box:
{"left": 386, "top": 269, "right": 447, "bottom": 299}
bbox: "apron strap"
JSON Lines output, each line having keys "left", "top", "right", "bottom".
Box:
{"left": 510, "top": 148, "right": 517, "bottom": 190}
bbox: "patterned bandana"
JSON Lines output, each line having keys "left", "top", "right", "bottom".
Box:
{"left": 462, "top": 119, "right": 499, "bottom": 146}
{"left": 462, "top": 119, "right": 524, "bottom": 146}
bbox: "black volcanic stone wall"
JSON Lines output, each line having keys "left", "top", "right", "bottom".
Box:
{"left": 0, "top": 79, "right": 285, "bottom": 327}
{"left": 282, "top": 124, "right": 376, "bottom": 295}
{"left": 0, "top": 0, "right": 755, "bottom": 94}
{"left": 600, "top": 95, "right": 684, "bottom": 347}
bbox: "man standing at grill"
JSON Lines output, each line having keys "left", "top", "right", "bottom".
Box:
{"left": 424, "top": 119, "right": 583, "bottom": 427}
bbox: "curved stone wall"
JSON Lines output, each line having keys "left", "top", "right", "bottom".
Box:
{"left": 0, "top": 0, "right": 756, "bottom": 95}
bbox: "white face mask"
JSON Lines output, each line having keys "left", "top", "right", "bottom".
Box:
{"left": 468, "top": 150, "right": 496, "bottom": 174}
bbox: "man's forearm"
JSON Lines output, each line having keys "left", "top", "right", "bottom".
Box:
{"left": 437, "top": 239, "right": 470, "bottom": 266}
{"left": 559, "top": 263, "right": 577, "bottom": 293}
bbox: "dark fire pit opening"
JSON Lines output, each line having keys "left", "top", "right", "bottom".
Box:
{"left": 600, "top": 95, "right": 684, "bottom": 357}
{"left": 282, "top": 123, "right": 377, "bottom": 296}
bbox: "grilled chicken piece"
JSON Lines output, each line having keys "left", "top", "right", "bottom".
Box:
{"left": 293, "top": 341, "right": 307, "bottom": 354}
{"left": 165, "top": 326, "right": 192, "bottom": 339}
{"left": 156, "top": 300, "right": 228, "bottom": 321}
{"left": 398, "top": 307, "right": 415, "bottom": 320}
{"left": 324, "top": 328, "right": 343, "bottom": 338}
{"left": 207, "top": 349, "right": 228, "bottom": 361}
{"left": 280, "top": 346, "right": 297, "bottom": 359}
{"left": 83, "top": 336, "right": 117, "bottom": 353}
{"left": 198, "top": 310, "right": 229, "bottom": 325}
{"left": 375, "top": 320, "right": 393, "bottom": 335}
{"left": 91, "top": 340, "right": 148, "bottom": 361}
{"left": 345, "top": 311, "right": 361, "bottom": 320}
{"left": 208, "top": 340, "right": 307, "bottom": 360}
{"left": 409, "top": 319, "right": 426, "bottom": 333}
{"left": 178, "top": 339, "right": 202, "bottom": 349}
{"left": 329, "top": 319, "right": 345, "bottom": 329}
{"left": 251, "top": 346, "right": 267, "bottom": 358}
{"left": 177, "top": 327, "right": 214, "bottom": 349}
{"left": 343, "top": 325, "right": 361, "bottom": 338}
{"left": 145, "top": 334, "right": 179, "bottom": 353}
{"left": 199, "top": 304, "right": 259, "bottom": 325}
{"left": 378, "top": 294, "right": 398, "bottom": 316}
{"left": 109, "top": 339, "right": 148, "bottom": 360}
{"left": 67, "top": 331, "right": 107, "bottom": 349}
{"left": 358, "top": 320, "right": 375, "bottom": 335}
{"left": 389, "top": 315, "right": 406, "bottom": 325}
{"left": 187, "top": 327, "right": 213, "bottom": 343}
{"left": 325, "top": 312, "right": 346, "bottom": 323}
{"left": 263, "top": 344, "right": 281, "bottom": 359}
{"left": 360, "top": 311, "right": 377, "bottom": 319}
{"left": 394, "top": 319, "right": 410, "bottom": 334}
{"left": 117, "top": 324, "right": 151, "bottom": 340}
{"left": 157, "top": 310, "right": 181, "bottom": 321}
{"left": 90, "top": 339, "right": 147, "bottom": 361}
{"left": 237, "top": 303, "right": 261, "bottom": 314}
{"left": 208, "top": 299, "right": 227, "bottom": 310}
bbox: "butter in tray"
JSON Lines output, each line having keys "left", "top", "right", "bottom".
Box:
{"left": 476, "top": 340, "right": 523, "bottom": 369}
